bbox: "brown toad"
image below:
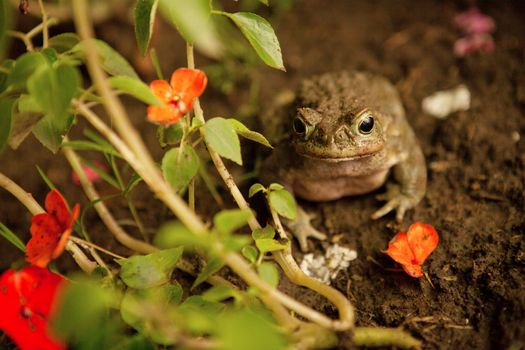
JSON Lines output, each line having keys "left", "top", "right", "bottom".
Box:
{"left": 260, "top": 71, "right": 426, "bottom": 251}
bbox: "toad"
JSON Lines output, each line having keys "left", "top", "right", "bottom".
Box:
{"left": 260, "top": 71, "right": 426, "bottom": 251}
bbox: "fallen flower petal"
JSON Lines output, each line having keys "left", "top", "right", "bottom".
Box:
{"left": 454, "top": 33, "right": 494, "bottom": 57}
{"left": 0, "top": 266, "right": 67, "bottom": 350}
{"left": 26, "top": 190, "right": 80, "bottom": 268}
{"left": 455, "top": 8, "right": 495, "bottom": 35}
{"left": 147, "top": 68, "right": 208, "bottom": 125}
{"left": 384, "top": 222, "right": 439, "bottom": 278}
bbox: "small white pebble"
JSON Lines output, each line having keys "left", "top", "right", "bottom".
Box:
{"left": 422, "top": 84, "right": 471, "bottom": 119}
{"left": 300, "top": 244, "right": 358, "bottom": 285}
{"left": 511, "top": 131, "right": 520, "bottom": 143}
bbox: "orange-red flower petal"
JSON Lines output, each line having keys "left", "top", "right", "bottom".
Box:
{"left": 150, "top": 79, "right": 173, "bottom": 104}
{"left": 26, "top": 190, "right": 79, "bottom": 268}
{"left": 147, "top": 105, "right": 183, "bottom": 125}
{"left": 385, "top": 221, "right": 438, "bottom": 278}
{"left": 170, "top": 68, "right": 208, "bottom": 107}
{"left": 0, "top": 266, "right": 67, "bottom": 350}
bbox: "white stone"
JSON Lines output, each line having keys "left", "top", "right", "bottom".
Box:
{"left": 300, "top": 244, "right": 358, "bottom": 285}
{"left": 422, "top": 84, "right": 471, "bottom": 119}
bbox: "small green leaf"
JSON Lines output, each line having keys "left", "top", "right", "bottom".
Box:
{"left": 32, "top": 114, "right": 74, "bottom": 153}
{"left": 177, "top": 295, "right": 225, "bottom": 333}
{"left": 109, "top": 75, "right": 162, "bottom": 106}
{"left": 258, "top": 262, "right": 279, "bottom": 288}
{"left": 9, "top": 98, "right": 42, "bottom": 149}
{"left": 241, "top": 245, "right": 258, "bottom": 263}
{"left": 7, "top": 52, "right": 47, "bottom": 91}
{"left": 73, "top": 39, "right": 139, "bottom": 79}
{"left": 192, "top": 257, "right": 224, "bottom": 289}
{"left": 154, "top": 220, "right": 208, "bottom": 250}
{"left": 158, "top": 0, "right": 222, "bottom": 58}
{"left": 120, "top": 247, "right": 183, "bottom": 289}
{"left": 268, "top": 183, "right": 284, "bottom": 191}
{"left": 223, "top": 235, "right": 251, "bottom": 252}
{"left": 255, "top": 238, "right": 289, "bottom": 254}
{"left": 259, "top": 0, "right": 269, "bottom": 5}
{"left": 162, "top": 145, "right": 200, "bottom": 192}
{"left": 225, "top": 12, "right": 284, "bottom": 71}
{"left": 157, "top": 123, "right": 183, "bottom": 147}
{"left": 48, "top": 33, "right": 80, "bottom": 53}
{"left": 204, "top": 117, "right": 242, "bottom": 165}
{"left": 0, "top": 222, "right": 25, "bottom": 252}
{"left": 134, "top": 0, "right": 159, "bottom": 56}
{"left": 202, "top": 285, "right": 238, "bottom": 303}
{"left": 252, "top": 225, "right": 275, "bottom": 240}
{"left": 268, "top": 189, "right": 296, "bottom": 219}
{"left": 213, "top": 209, "right": 251, "bottom": 236}
{"left": 249, "top": 183, "right": 266, "bottom": 197}
{"left": 0, "top": 98, "right": 15, "bottom": 154}
{"left": 228, "top": 119, "right": 272, "bottom": 148}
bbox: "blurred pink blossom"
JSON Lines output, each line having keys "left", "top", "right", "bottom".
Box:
{"left": 72, "top": 161, "right": 106, "bottom": 185}
{"left": 454, "top": 33, "right": 494, "bottom": 56}
{"left": 455, "top": 8, "right": 495, "bottom": 35}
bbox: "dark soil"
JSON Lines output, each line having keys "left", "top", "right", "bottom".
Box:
{"left": 1, "top": 1, "right": 525, "bottom": 349}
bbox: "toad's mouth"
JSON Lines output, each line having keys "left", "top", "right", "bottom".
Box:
{"left": 296, "top": 149, "right": 381, "bottom": 162}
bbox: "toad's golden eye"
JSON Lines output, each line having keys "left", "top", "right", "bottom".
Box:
{"left": 358, "top": 116, "right": 374, "bottom": 134}
{"left": 293, "top": 117, "right": 307, "bottom": 134}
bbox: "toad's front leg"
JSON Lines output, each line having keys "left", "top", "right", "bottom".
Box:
{"left": 372, "top": 134, "right": 426, "bottom": 222}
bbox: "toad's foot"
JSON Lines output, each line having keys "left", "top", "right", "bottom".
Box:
{"left": 283, "top": 206, "right": 327, "bottom": 252}
{"left": 371, "top": 184, "right": 419, "bottom": 222}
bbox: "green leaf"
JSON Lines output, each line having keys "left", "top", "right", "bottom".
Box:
{"left": 216, "top": 307, "right": 288, "bottom": 350}
{"left": 28, "top": 63, "right": 80, "bottom": 153}
{"left": 158, "top": 0, "right": 222, "bottom": 58}
{"left": 213, "top": 209, "right": 251, "bottom": 236}
{"left": 268, "top": 183, "right": 284, "bottom": 191}
{"left": 268, "top": 189, "right": 296, "bottom": 219}
{"left": 119, "top": 247, "right": 183, "bottom": 289}
{"left": 62, "top": 140, "right": 122, "bottom": 158}
{"left": 228, "top": 119, "right": 272, "bottom": 148}
{"left": 252, "top": 225, "right": 275, "bottom": 240}
{"left": 248, "top": 183, "right": 266, "bottom": 197}
{"left": 192, "top": 257, "right": 224, "bottom": 289}
{"left": 36, "top": 165, "right": 56, "bottom": 190}
{"left": 7, "top": 52, "right": 47, "bottom": 91}
{"left": 161, "top": 145, "right": 200, "bottom": 192}
{"left": 0, "top": 222, "right": 25, "bottom": 252}
{"left": 73, "top": 39, "right": 139, "bottom": 79}
{"left": 48, "top": 33, "right": 80, "bottom": 53}
{"left": 255, "top": 238, "right": 289, "bottom": 254}
{"left": 223, "top": 235, "right": 251, "bottom": 252}
{"left": 241, "top": 245, "right": 258, "bottom": 263}
{"left": 0, "top": 98, "right": 15, "bottom": 154}
{"left": 109, "top": 75, "right": 162, "bottom": 106}
{"left": 224, "top": 12, "right": 284, "bottom": 71}
{"left": 259, "top": 0, "right": 269, "bottom": 5}
{"left": 154, "top": 221, "right": 208, "bottom": 250}
{"left": 258, "top": 262, "right": 279, "bottom": 288}
{"left": 177, "top": 295, "right": 225, "bottom": 333}
{"left": 134, "top": 0, "right": 158, "bottom": 56}
{"left": 203, "top": 117, "right": 242, "bottom": 165}
{"left": 157, "top": 123, "right": 183, "bottom": 147}
{"left": 120, "top": 282, "right": 183, "bottom": 344}
{"left": 9, "top": 97, "right": 43, "bottom": 149}
{"left": 202, "top": 284, "right": 238, "bottom": 303}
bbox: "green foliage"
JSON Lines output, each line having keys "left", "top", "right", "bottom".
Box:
{"left": 268, "top": 188, "right": 297, "bottom": 219}
{"left": 158, "top": 0, "right": 222, "bottom": 58}
{"left": 108, "top": 76, "right": 162, "bottom": 105}
{"left": 62, "top": 140, "right": 122, "bottom": 158}
{"left": 241, "top": 245, "right": 259, "bottom": 263}
{"left": 192, "top": 257, "right": 224, "bottom": 289}
{"left": 0, "top": 222, "right": 25, "bottom": 252}
{"left": 228, "top": 118, "right": 272, "bottom": 148}
{"left": 6, "top": 52, "right": 47, "bottom": 92}
{"left": 221, "top": 12, "right": 285, "bottom": 71}
{"left": 257, "top": 262, "right": 280, "bottom": 288}
{"left": 73, "top": 39, "right": 139, "bottom": 79}
{"left": 213, "top": 209, "right": 251, "bottom": 236}
{"left": 157, "top": 123, "right": 183, "bottom": 147}
{"left": 177, "top": 295, "right": 225, "bottom": 333}
{"left": 216, "top": 307, "right": 288, "bottom": 350}
{"left": 161, "top": 145, "right": 200, "bottom": 192}
{"left": 202, "top": 284, "right": 239, "bottom": 303}
{"left": 249, "top": 183, "right": 266, "bottom": 197}
{"left": 134, "top": 0, "right": 159, "bottom": 56}
{"left": 120, "top": 282, "right": 183, "bottom": 344}
{"left": 252, "top": 225, "right": 288, "bottom": 255}
{"left": 154, "top": 220, "right": 208, "bottom": 250}
{"left": 252, "top": 225, "right": 275, "bottom": 240}
{"left": 119, "top": 247, "right": 183, "bottom": 289}
{"left": 48, "top": 33, "right": 80, "bottom": 53}
{"left": 204, "top": 117, "right": 242, "bottom": 165}
{"left": 0, "top": 98, "right": 15, "bottom": 154}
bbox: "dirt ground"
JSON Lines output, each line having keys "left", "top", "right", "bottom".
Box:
{"left": 1, "top": 0, "right": 525, "bottom": 349}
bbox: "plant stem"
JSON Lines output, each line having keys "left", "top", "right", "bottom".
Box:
{"left": 7, "top": 30, "right": 34, "bottom": 51}
{"left": 0, "top": 171, "right": 96, "bottom": 273}
{"left": 69, "top": 236, "right": 125, "bottom": 260}
{"left": 353, "top": 327, "right": 422, "bottom": 349}
{"left": 37, "top": 0, "right": 49, "bottom": 48}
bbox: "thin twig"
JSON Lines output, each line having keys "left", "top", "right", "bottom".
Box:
{"left": 37, "top": 0, "right": 49, "bottom": 48}
{"left": 69, "top": 236, "right": 125, "bottom": 260}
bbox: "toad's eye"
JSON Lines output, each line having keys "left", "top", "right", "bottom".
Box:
{"left": 358, "top": 116, "right": 374, "bottom": 134}
{"left": 293, "top": 117, "right": 307, "bottom": 135}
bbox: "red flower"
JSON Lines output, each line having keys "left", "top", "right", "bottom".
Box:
{"left": 384, "top": 222, "right": 439, "bottom": 278}
{"left": 147, "top": 68, "right": 208, "bottom": 125}
{"left": 26, "top": 190, "right": 80, "bottom": 268}
{"left": 0, "top": 266, "right": 67, "bottom": 350}
{"left": 71, "top": 161, "right": 106, "bottom": 186}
